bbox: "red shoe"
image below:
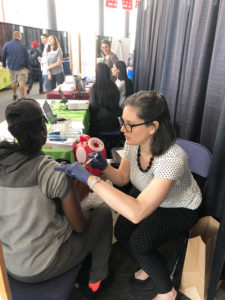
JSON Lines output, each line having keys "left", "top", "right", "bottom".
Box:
{"left": 39, "top": 91, "right": 46, "bottom": 94}
{"left": 26, "top": 88, "right": 31, "bottom": 94}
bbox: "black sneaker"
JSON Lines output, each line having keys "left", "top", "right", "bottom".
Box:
{"left": 13, "top": 95, "right": 18, "bottom": 100}
{"left": 83, "top": 270, "right": 115, "bottom": 299}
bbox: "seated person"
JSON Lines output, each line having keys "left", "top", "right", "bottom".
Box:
{"left": 56, "top": 91, "right": 202, "bottom": 300}
{"left": 89, "top": 63, "right": 122, "bottom": 138}
{"left": 0, "top": 98, "right": 113, "bottom": 299}
{"left": 112, "top": 60, "right": 133, "bottom": 106}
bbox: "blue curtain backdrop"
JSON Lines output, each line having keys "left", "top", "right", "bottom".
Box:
{"left": 133, "top": 0, "right": 225, "bottom": 299}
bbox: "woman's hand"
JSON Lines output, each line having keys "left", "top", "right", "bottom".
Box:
{"left": 88, "top": 152, "right": 108, "bottom": 171}
{"left": 55, "top": 162, "right": 91, "bottom": 185}
{"left": 48, "top": 72, "right": 52, "bottom": 80}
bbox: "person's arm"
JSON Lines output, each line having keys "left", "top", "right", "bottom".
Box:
{"left": 61, "top": 181, "right": 90, "bottom": 233}
{"left": 88, "top": 175, "right": 174, "bottom": 224}
{"left": 47, "top": 48, "right": 63, "bottom": 71}
{"left": 103, "top": 156, "right": 130, "bottom": 187}
{"left": 24, "top": 46, "right": 30, "bottom": 69}
{"left": 46, "top": 56, "right": 52, "bottom": 80}
{"left": 2, "top": 44, "right": 7, "bottom": 68}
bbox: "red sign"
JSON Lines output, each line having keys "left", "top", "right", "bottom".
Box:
{"left": 122, "top": 0, "right": 133, "bottom": 10}
{"left": 106, "top": 0, "right": 118, "bottom": 8}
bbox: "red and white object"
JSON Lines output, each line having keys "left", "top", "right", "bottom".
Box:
{"left": 74, "top": 135, "right": 106, "bottom": 176}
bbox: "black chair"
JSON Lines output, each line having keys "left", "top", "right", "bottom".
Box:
{"left": 98, "top": 128, "right": 125, "bottom": 158}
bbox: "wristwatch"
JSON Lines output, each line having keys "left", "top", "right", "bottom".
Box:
{"left": 88, "top": 176, "right": 101, "bottom": 191}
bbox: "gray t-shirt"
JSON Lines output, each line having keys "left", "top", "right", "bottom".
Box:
{"left": 124, "top": 143, "right": 202, "bottom": 209}
{"left": 46, "top": 48, "right": 64, "bottom": 75}
{"left": 0, "top": 153, "right": 73, "bottom": 277}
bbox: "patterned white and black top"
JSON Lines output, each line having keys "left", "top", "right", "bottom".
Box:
{"left": 124, "top": 143, "right": 202, "bottom": 210}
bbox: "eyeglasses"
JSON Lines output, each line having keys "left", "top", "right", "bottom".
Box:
{"left": 118, "top": 117, "right": 151, "bottom": 133}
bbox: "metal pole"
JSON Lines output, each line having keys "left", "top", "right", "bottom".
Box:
{"left": 46, "top": 0, "right": 57, "bottom": 30}
{"left": 99, "top": 0, "right": 104, "bottom": 36}
{"left": 125, "top": 9, "right": 129, "bottom": 38}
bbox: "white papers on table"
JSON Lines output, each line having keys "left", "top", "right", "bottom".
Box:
{"left": 67, "top": 100, "right": 89, "bottom": 110}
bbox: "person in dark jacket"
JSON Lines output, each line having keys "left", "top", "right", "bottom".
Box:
{"left": 27, "top": 41, "right": 46, "bottom": 95}
{"left": 2, "top": 31, "right": 29, "bottom": 100}
{"left": 89, "top": 63, "right": 122, "bottom": 138}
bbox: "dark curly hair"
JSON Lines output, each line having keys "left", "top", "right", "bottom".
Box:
{"left": 0, "top": 116, "right": 47, "bottom": 155}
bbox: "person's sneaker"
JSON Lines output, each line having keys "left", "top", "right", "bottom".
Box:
{"left": 26, "top": 88, "right": 31, "bottom": 94}
{"left": 83, "top": 270, "right": 115, "bottom": 299}
{"left": 39, "top": 91, "right": 46, "bottom": 94}
{"left": 13, "top": 95, "right": 18, "bottom": 100}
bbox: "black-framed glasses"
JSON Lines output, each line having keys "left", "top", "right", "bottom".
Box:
{"left": 118, "top": 117, "right": 151, "bottom": 133}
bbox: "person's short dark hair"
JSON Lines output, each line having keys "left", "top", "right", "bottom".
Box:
{"left": 124, "top": 91, "right": 176, "bottom": 156}
{"left": 4, "top": 98, "right": 47, "bottom": 154}
{"left": 41, "top": 33, "right": 48, "bottom": 38}
{"left": 101, "top": 39, "right": 111, "bottom": 47}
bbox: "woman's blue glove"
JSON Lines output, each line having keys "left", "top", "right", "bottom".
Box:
{"left": 88, "top": 152, "right": 108, "bottom": 171}
{"left": 55, "top": 162, "right": 91, "bottom": 185}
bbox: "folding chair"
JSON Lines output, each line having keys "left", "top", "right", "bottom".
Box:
{"left": 0, "top": 241, "right": 81, "bottom": 300}
{"left": 170, "top": 138, "right": 212, "bottom": 280}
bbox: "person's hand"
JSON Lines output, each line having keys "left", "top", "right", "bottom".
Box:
{"left": 55, "top": 162, "right": 91, "bottom": 185}
{"left": 48, "top": 73, "right": 52, "bottom": 80}
{"left": 88, "top": 152, "right": 108, "bottom": 171}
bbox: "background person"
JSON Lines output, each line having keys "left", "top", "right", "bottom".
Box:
{"left": 1, "top": 31, "right": 29, "bottom": 100}
{"left": 56, "top": 91, "right": 202, "bottom": 300}
{"left": 46, "top": 35, "right": 65, "bottom": 92}
{"left": 0, "top": 98, "right": 113, "bottom": 299}
{"left": 27, "top": 41, "right": 45, "bottom": 95}
{"left": 112, "top": 60, "right": 133, "bottom": 106}
{"left": 101, "top": 39, "right": 118, "bottom": 70}
{"left": 89, "top": 62, "right": 121, "bottom": 138}
{"left": 40, "top": 33, "right": 49, "bottom": 92}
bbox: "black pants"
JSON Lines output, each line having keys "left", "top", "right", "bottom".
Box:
{"left": 114, "top": 206, "right": 199, "bottom": 294}
{"left": 28, "top": 69, "right": 43, "bottom": 92}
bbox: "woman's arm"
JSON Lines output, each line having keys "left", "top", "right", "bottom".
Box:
{"left": 46, "top": 58, "right": 52, "bottom": 80}
{"left": 103, "top": 157, "right": 130, "bottom": 187}
{"left": 88, "top": 176, "right": 174, "bottom": 224}
{"left": 47, "top": 48, "right": 63, "bottom": 71}
{"left": 61, "top": 181, "right": 90, "bottom": 233}
{"left": 47, "top": 57, "right": 62, "bottom": 70}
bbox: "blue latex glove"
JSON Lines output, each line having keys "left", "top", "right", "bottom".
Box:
{"left": 55, "top": 161, "right": 91, "bottom": 185}
{"left": 88, "top": 152, "right": 108, "bottom": 171}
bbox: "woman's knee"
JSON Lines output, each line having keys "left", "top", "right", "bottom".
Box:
{"left": 114, "top": 215, "right": 134, "bottom": 243}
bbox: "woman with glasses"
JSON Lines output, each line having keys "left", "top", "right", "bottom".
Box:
{"left": 101, "top": 39, "right": 118, "bottom": 70}
{"left": 56, "top": 91, "right": 202, "bottom": 300}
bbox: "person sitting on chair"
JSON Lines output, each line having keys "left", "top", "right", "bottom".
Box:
{"left": 55, "top": 91, "right": 202, "bottom": 300}
{"left": 89, "top": 62, "right": 122, "bottom": 138}
{"left": 112, "top": 60, "right": 133, "bottom": 106}
{"left": 0, "top": 98, "right": 113, "bottom": 299}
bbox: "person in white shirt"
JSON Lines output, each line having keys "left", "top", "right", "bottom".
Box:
{"left": 56, "top": 90, "right": 202, "bottom": 300}
{"left": 40, "top": 34, "right": 49, "bottom": 92}
{"left": 112, "top": 60, "right": 133, "bottom": 106}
